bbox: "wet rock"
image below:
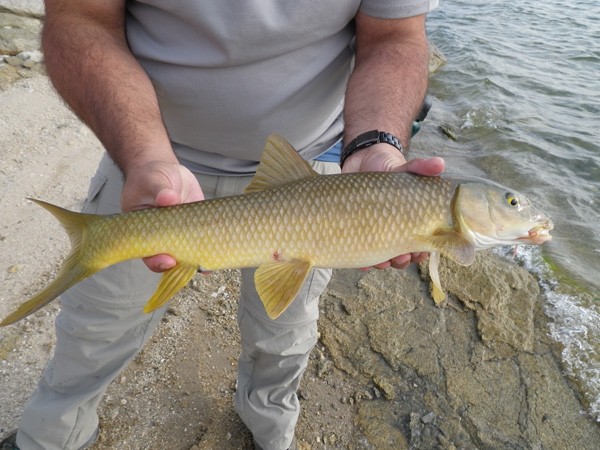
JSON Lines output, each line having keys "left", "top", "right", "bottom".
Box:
{"left": 423, "top": 251, "right": 538, "bottom": 355}
{"left": 429, "top": 42, "right": 446, "bottom": 74}
{"left": 440, "top": 123, "right": 459, "bottom": 140}
{"left": 319, "top": 253, "right": 600, "bottom": 449}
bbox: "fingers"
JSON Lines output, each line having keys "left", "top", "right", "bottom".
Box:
{"left": 389, "top": 254, "right": 411, "bottom": 269}
{"left": 360, "top": 252, "right": 429, "bottom": 271}
{"left": 143, "top": 254, "right": 177, "bottom": 273}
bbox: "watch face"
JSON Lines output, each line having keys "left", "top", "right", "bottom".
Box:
{"left": 359, "top": 130, "right": 381, "bottom": 145}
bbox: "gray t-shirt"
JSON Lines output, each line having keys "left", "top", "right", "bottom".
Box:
{"left": 126, "top": 0, "right": 438, "bottom": 174}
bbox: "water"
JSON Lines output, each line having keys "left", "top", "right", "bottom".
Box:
{"left": 424, "top": 0, "right": 600, "bottom": 419}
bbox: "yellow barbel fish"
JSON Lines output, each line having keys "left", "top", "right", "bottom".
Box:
{"left": 1, "top": 135, "right": 553, "bottom": 326}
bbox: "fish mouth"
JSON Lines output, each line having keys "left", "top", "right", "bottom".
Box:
{"left": 519, "top": 220, "right": 554, "bottom": 245}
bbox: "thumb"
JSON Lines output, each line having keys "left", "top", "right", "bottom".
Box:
{"left": 154, "top": 187, "right": 182, "bottom": 208}
{"left": 397, "top": 157, "right": 445, "bottom": 176}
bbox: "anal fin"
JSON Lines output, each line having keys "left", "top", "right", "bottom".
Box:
{"left": 143, "top": 263, "right": 197, "bottom": 313}
{"left": 255, "top": 259, "right": 313, "bottom": 319}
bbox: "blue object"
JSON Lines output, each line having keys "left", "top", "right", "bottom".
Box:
{"left": 314, "top": 141, "right": 342, "bottom": 163}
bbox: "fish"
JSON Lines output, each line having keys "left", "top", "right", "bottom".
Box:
{"left": 0, "top": 135, "right": 553, "bottom": 326}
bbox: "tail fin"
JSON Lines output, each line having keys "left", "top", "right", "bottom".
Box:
{"left": 1, "top": 199, "right": 97, "bottom": 326}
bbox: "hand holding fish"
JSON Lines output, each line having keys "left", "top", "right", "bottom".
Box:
{"left": 341, "top": 142, "right": 446, "bottom": 270}
{"left": 121, "top": 160, "right": 205, "bottom": 273}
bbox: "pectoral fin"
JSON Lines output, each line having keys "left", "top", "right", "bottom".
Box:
{"left": 428, "top": 251, "right": 446, "bottom": 304}
{"left": 143, "top": 263, "right": 197, "bottom": 313}
{"left": 255, "top": 259, "right": 313, "bottom": 319}
{"left": 418, "top": 229, "right": 475, "bottom": 266}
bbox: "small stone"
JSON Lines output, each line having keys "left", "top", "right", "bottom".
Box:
{"left": 22, "top": 59, "right": 36, "bottom": 69}
{"left": 421, "top": 412, "right": 436, "bottom": 424}
{"left": 323, "top": 433, "right": 337, "bottom": 445}
{"left": 167, "top": 306, "right": 180, "bottom": 316}
{"left": 4, "top": 56, "right": 22, "bottom": 67}
{"left": 316, "top": 359, "right": 331, "bottom": 378}
{"left": 18, "top": 69, "right": 33, "bottom": 78}
{"left": 372, "top": 387, "right": 382, "bottom": 399}
{"left": 7, "top": 264, "right": 23, "bottom": 273}
{"left": 17, "top": 50, "right": 44, "bottom": 63}
{"left": 373, "top": 376, "right": 396, "bottom": 401}
{"left": 298, "top": 388, "right": 309, "bottom": 401}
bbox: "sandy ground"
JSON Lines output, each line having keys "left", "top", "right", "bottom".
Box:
{"left": 0, "top": 76, "right": 369, "bottom": 450}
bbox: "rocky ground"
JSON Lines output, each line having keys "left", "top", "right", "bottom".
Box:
{"left": 1, "top": 3, "right": 599, "bottom": 449}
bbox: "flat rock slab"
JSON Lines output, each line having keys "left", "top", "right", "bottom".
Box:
{"left": 0, "top": 12, "right": 42, "bottom": 55}
{"left": 0, "top": 0, "right": 44, "bottom": 18}
{"left": 319, "top": 255, "right": 600, "bottom": 449}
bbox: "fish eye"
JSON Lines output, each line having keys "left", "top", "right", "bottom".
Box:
{"left": 505, "top": 192, "right": 519, "bottom": 207}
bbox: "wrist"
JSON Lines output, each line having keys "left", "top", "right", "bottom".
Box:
{"left": 340, "top": 130, "right": 404, "bottom": 168}
{"left": 118, "top": 146, "right": 180, "bottom": 178}
{"left": 341, "top": 142, "right": 408, "bottom": 174}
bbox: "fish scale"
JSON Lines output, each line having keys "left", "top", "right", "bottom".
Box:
{"left": 0, "top": 135, "right": 552, "bottom": 325}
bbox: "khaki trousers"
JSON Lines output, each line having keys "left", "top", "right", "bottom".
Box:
{"left": 17, "top": 154, "right": 339, "bottom": 450}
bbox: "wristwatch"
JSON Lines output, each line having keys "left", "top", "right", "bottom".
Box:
{"left": 340, "top": 130, "right": 404, "bottom": 167}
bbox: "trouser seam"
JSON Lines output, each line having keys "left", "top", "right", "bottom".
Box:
{"left": 139, "top": 310, "right": 159, "bottom": 347}
{"left": 305, "top": 270, "right": 317, "bottom": 304}
{"left": 65, "top": 406, "right": 83, "bottom": 449}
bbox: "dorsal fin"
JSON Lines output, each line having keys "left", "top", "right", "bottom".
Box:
{"left": 244, "top": 134, "right": 317, "bottom": 193}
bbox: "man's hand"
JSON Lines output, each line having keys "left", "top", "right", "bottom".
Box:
{"left": 121, "top": 161, "right": 204, "bottom": 273}
{"left": 342, "top": 144, "right": 445, "bottom": 270}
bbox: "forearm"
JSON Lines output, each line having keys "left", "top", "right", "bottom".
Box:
{"left": 344, "top": 13, "right": 430, "bottom": 149}
{"left": 42, "top": 3, "right": 176, "bottom": 174}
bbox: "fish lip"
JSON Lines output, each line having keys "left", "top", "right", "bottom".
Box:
{"left": 519, "top": 222, "right": 553, "bottom": 244}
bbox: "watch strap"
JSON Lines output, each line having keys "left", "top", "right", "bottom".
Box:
{"left": 340, "top": 130, "right": 404, "bottom": 167}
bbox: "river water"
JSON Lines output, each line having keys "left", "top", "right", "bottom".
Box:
{"left": 422, "top": 0, "right": 600, "bottom": 419}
